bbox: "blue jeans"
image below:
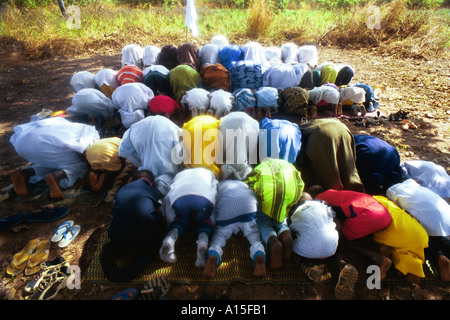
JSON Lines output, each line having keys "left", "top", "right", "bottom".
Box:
{"left": 170, "top": 195, "right": 214, "bottom": 237}
{"left": 256, "top": 211, "right": 290, "bottom": 247}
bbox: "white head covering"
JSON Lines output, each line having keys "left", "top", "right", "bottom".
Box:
{"left": 121, "top": 44, "right": 144, "bottom": 68}
{"left": 297, "top": 45, "right": 318, "bottom": 67}
{"left": 210, "top": 35, "right": 229, "bottom": 49}
{"left": 143, "top": 45, "right": 161, "bottom": 67}
{"left": 180, "top": 88, "right": 210, "bottom": 112}
{"left": 281, "top": 43, "right": 298, "bottom": 64}
{"left": 339, "top": 86, "right": 366, "bottom": 104}
{"left": 199, "top": 44, "right": 220, "bottom": 67}
{"left": 70, "top": 71, "right": 96, "bottom": 92}
{"left": 94, "top": 69, "right": 119, "bottom": 88}
{"left": 290, "top": 200, "right": 339, "bottom": 259}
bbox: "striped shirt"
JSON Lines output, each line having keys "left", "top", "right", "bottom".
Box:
{"left": 116, "top": 65, "right": 144, "bottom": 85}
{"left": 246, "top": 158, "right": 304, "bottom": 222}
{"left": 214, "top": 180, "right": 258, "bottom": 225}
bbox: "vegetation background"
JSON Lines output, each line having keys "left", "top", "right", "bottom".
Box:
{"left": 0, "top": 0, "right": 448, "bottom": 62}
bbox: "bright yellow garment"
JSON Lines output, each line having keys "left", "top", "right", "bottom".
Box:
{"left": 100, "top": 84, "right": 116, "bottom": 99}
{"left": 85, "top": 137, "right": 122, "bottom": 171}
{"left": 182, "top": 115, "right": 221, "bottom": 177}
{"left": 373, "top": 196, "right": 428, "bottom": 278}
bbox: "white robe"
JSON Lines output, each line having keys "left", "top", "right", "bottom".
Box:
{"left": 219, "top": 112, "right": 259, "bottom": 180}
{"left": 401, "top": 160, "right": 450, "bottom": 198}
{"left": 118, "top": 115, "right": 183, "bottom": 194}
{"left": 263, "top": 63, "right": 300, "bottom": 90}
{"left": 111, "top": 82, "right": 154, "bottom": 128}
{"left": 386, "top": 179, "right": 450, "bottom": 237}
{"left": 10, "top": 117, "right": 99, "bottom": 188}
{"left": 67, "top": 88, "right": 115, "bottom": 120}
{"left": 163, "top": 167, "right": 218, "bottom": 224}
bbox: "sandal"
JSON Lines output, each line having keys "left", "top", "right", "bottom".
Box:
{"left": 51, "top": 220, "right": 74, "bottom": 243}
{"left": 140, "top": 276, "right": 170, "bottom": 300}
{"left": 6, "top": 239, "right": 41, "bottom": 276}
{"left": 389, "top": 109, "right": 409, "bottom": 122}
{"left": 301, "top": 262, "right": 325, "bottom": 283}
{"left": 335, "top": 264, "right": 359, "bottom": 300}
{"left": 25, "top": 240, "right": 51, "bottom": 276}
{"left": 58, "top": 224, "right": 81, "bottom": 248}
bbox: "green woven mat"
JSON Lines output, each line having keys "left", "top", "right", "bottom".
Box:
{"left": 82, "top": 228, "right": 444, "bottom": 285}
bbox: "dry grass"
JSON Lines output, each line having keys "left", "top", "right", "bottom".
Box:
{"left": 318, "top": 0, "right": 449, "bottom": 59}
{"left": 246, "top": 0, "right": 274, "bottom": 39}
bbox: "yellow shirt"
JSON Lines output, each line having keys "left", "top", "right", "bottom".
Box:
{"left": 181, "top": 115, "right": 221, "bottom": 177}
{"left": 373, "top": 196, "right": 429, "bottom": 278}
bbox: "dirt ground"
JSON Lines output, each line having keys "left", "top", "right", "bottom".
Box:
{"left": 0, "top": 43, "right": 449, "bottom": 303}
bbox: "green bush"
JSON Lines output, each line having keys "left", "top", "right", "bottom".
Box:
{"left": 405, "top": 0, "right": 444, "bottom": 8}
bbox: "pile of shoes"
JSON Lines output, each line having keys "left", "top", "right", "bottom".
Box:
{"left": 23, "top": 256, "right": 75, "bottom": 300}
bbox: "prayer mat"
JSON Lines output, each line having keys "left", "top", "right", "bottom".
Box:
{"left": 82, "top": 228, "right": 444, "bottom": 285}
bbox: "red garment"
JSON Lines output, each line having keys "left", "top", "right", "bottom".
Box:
{"left": 148, "top": 95, "right": 180, "bottom": 116}
{"left": 316, "top": 189, "right": 392, "bottom": 240}
{"left": 116, "top": 65, "right": 143, "bottom": 85}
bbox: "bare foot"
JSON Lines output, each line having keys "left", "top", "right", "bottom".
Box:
{"left": 379, "top": 256, "right": 392, "bottom": 281}
{"left": 438, "top": 255, "right": 450, "bottom": 282}
{"left": 44, "top": 173, "right": 65, "bottom": 199}
{"left": 89, "top": 172, "right": 105, "bottom": 192}
{"left": 268, "top": 236, "right": 282, "bottom": 269}
{"left": 279, "top": 230, "right": 293, "bottom": 262}
{"left": 253, "top": 255, "right": 267, "bottom": 277}
{"left": 203, "top": 255, "right": 218, "bottom": 278}
{"left": 11, "top": 170, "right": 29, "bottom": 196}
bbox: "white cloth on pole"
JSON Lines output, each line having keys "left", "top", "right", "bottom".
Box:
{"left": 186, "top": 0, "right": 198, "bottom": 37}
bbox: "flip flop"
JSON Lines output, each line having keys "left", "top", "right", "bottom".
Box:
{"left": 6, "top": 239, "right": 41, "bottom": 276}
{"left": 58, "top": 225, "right": 81, "bottom": 248}
{"left": 335, "top": 264, "right": 359, "bottom": 300}
{"left": 51, "top": 220, "right": 74, "bottom": 243}
{"left": 25, "top": 240, "right": 51, "bottom": 276}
